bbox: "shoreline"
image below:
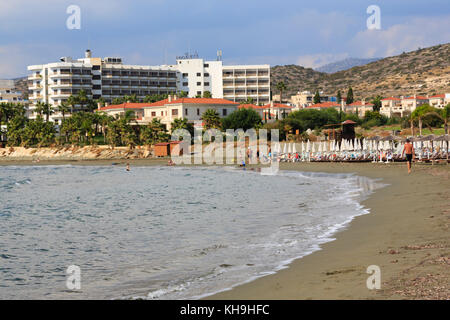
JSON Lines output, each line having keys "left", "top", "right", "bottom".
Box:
{"left": 208, "top": 162, "right": 449, "bottom": 299}
{"left": 1, "top": 160, "right": 449, "bottom": 299}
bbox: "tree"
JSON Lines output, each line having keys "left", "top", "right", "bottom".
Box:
{"left": 313, "top": 90, "right": 321, "bottom": 104}
{"left": 411, "top": 104, "right": 441, "bottom": 136}
{"left": 171, "top": 117, "right": 194, "bottom": 136}
{"left": 346, "top": 87, "right": 354, "bottom": 105}
{"left": 140, "top": 118, "right": 169, "bottom": 145}
{"left": 57, "top": 102, "right": 70, "bottom": 121}
{"left": 371, "top": 95, "right": 382, "bottom": 112}
{"left": 336, "top": 90, "right": 342, "bottom": 103}
{"left": 203, "top": 91, "right": 212, "bottom": 98}
{"left": 441, "top": 104, "right": 450, "bottom": 134}
{"left": 221, "top": 108, "right": 262, "bottom": 131}
{"left": 276, "top": 82, "right": 287, "bottom": 103}
{"left": 35, "top": 102, "right": 53, "bottom": 122}
{"left": 201, "top": 109, "right": 221, "bottom": 130}
{"left": 178, "top": 91, "right": 188, "bottom": 98}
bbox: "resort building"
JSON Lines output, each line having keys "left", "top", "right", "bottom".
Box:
{"left": 428, "top": 94, "right": 446, "bottom": 108}
{"left": 27, "top": 50, "right": 270, "bottom": 121}
{"left": 0, "top": 80, "right": 26, "bottom": 104}
{"left": 222, "top": 64, "right": 270, "bottom": 105}
{"left": 98, "top": 96, "right": 239, "bottom": 131}
{"left": 290, "top": 91, "right": 333, "bottom": 108}
{"left": 345, "top": 100, "right": 374, "bottom": 117}
{"left": 380, "top": 97, "right": 402, "bottom": 117}
{"left": 27, "top": 50, "right": 178, "bottom": 121}
{"left": 263, "top": 102, "right": 294, "bottom": 120}
{"left": 170, "top": 53, "right": 270, "bottom": 104}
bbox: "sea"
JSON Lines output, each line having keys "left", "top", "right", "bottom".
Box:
{"left": 0, "top": 165, "right": 382, "bottom": 299}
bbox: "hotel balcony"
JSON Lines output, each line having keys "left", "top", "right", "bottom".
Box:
{"left": 28, "top": 74, "right": 42, "bottom": 80}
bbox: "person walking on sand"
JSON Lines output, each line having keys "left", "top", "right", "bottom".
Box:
{"left": 402, "top": 139, "right": 414, "bottom": 174}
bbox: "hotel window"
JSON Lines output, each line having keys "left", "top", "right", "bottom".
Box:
{"left": 151, "top": 111, "right": 156, "bottom": 116}
{"left": 182, "top": 73, "right": 188, "bottom": 78}
{"left": 204, "top": 64, "right": 209, "bottom": 68}
{"left": 172, "top": 109, "right": 178, "bottom": 116}
{"left": 161, "top": 111, "right": 164, "bottom": 116}
{"left": 183, "top": 82, "right": 188, "bottom": 86}
{"left": 196, "top": 73, "right": 201, "bottom": 77}
{"left": 204, "top": 82, "right": 210, "bottom": 86}
{"left": 197, "top": 82, "right": 201, "bottom": 86}
{"left": 197, "top": 108, "right": 200, "bottom": 115}
{"left": 197, "top": 91, "right": 201, "bottom": 96}
{"left": 204, "top": 73, "right": 209, "bottom": 77}
{"left": 185, "top": 108, "right": 188, "bottom": 116}
{"left": 223, "top": 109, "right": 227, "bottom": 116}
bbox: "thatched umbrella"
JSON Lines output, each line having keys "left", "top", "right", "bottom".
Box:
{"left": 433, "top": 135, "right": 450, "bottom": 162}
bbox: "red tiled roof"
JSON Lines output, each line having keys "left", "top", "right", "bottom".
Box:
{"left": 307, "top": 101, "right": 340, "bottom": 108}
{"left": 348, "top": 101, "right": 374, "bottom": 107}
{"left": 167, "top": 98, "right": 238, "bottom": 105}
{"left": 381, "top": 97, "right": 401, "bottom": 101}
{"left": 263, "top": 103, "right": 293, "bottom": 109}
{"left": 429, "top": 94, "right": 445, "bottom": 98}
{"left": 238, "top": 104, "right": 266, "bottom": 109}
{"left": 342, "top": 120, "right": 356, "bottom": 125}
{"left": 98, "top": 102, "right": 149, "bottom": 111}
{"left": 404, "top": 96, "right": 428, "bottom": 100}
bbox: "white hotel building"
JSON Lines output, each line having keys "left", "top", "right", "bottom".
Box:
{"left": 27, "top": 50, "right": 270, "bottom": 121}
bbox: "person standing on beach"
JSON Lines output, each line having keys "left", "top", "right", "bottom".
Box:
{"left": 402, "top": 139, "right": 414, "bottom": 174}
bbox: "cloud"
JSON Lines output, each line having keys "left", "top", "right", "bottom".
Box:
{"left": 350, "top": 16, "right": 450, "bottom": 58}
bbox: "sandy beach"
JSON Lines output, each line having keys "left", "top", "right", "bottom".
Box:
{"left": 1, "top": 158, "right": 449, "bottom": 299}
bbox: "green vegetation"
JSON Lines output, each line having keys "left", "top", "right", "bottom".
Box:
{"left": 221, "top": 108, "right": 262, "bottom": 131}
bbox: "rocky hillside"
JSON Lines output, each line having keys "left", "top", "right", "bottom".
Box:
{"left": 271, "top": 43, "right": 450, "bottom": 100}
{"left": 315, "top": 57, "right": 381, "bottom": 73}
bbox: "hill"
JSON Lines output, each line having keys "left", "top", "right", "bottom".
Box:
{"left": 315, "top": 57, "right": 381, "bottom": 73}
{"left": 271, "top": 43, "right": 450, "bottom": 100}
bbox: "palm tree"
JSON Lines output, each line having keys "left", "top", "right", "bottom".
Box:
{"left": 41, "top": 103, "right": 54, "bottom": 122}
{"left": 276, "top": 82, "right": 287, "bottom": 103}
{"left": 57, "top": 102, "right": 70, "bottom": 121}
{"left": 441, "top": 104, "right": 450, "bottom": 135}
{"left": 411, "top": 104, "right": 438, "bottom": 136}
{"left": 201, "top": 109, "right": 221, "bottom": 129}
{"left": 67, "top": 95, "right": 78, "bottom": 114}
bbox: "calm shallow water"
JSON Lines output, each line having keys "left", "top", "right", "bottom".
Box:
{"left": 0, "top": 165, "right": 380, "bottom": 299}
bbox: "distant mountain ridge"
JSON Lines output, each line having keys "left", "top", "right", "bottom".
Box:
{"left": 315, "top": 57, "right": 382, "bottom": 73}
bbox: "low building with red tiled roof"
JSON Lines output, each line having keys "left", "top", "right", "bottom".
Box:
{"left": 98, "top": 95, "right": 239, "bottom": 130}
{"left": 345, "top": 100, "right": 374, "bottom": 117}
{"left": 261, "top": 102, "right": 294, "bottom": 120}
{"left": 428, "top": 94, "right": 447, "bottom": 108}
{"left": 306, "top": 101, "right": 341, "bottom": 111}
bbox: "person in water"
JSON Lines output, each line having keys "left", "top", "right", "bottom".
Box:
{"left": 402, "top": 139, "right": 414, "bottom": 174}
{"left": 126, "top": 163, "right": 130, "bottom": 171}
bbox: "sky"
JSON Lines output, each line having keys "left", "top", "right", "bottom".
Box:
{"left": 0, "top": 0, "right": 449, "bottom": 78}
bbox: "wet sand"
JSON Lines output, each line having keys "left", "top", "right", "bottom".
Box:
{"left": 1, "top": 159, "right": 449, "bottom": 299}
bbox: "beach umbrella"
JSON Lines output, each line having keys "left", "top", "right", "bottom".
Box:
{"left": 301, "top": 141, "right": 304, "bottom": 153}
{"left": 330, "top": 140, "right": 335, "bottom": 152}
{"left": 282, "top": 143, "right": 287, "bottom": 154}
{"left": 311, "top": 141, "right": 316, "bottom": 153}
{"left": 292, "top": 143, "right": 297, "bottom": 153}
{"left": 306, "top": 140, "right": 311, "bottom": 152}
